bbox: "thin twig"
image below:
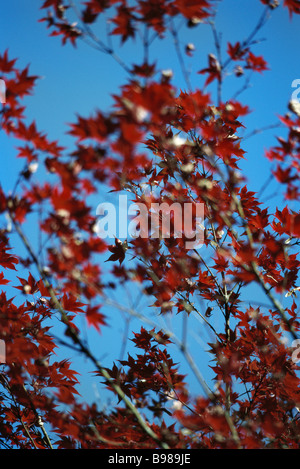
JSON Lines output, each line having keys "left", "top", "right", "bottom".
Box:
{"left": 170, "top": 18, "right": 192, "bottom": 91}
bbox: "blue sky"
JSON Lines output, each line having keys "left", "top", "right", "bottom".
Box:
{"left": 1, "top": 1, "right": 300, "bottom": 407}
{"left": 1, "top": 1, "right": 299, "bottom": 199}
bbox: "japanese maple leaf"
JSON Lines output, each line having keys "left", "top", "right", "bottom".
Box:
{"left": 14, "top": 272, "right": 38, "bottom": 294}
{"left": 41, "top": 0, "right": 68, "bottom": 18}
{"left": 284, "top": 0, "right": 300, "bottom": 16}
{"left": 111, "top": 5, "right": 136, "bottom": 43}
{"left": 0, "top": 49, "right": 17, "bottom": 73}
{"left": 198, "top": 53, "right": 221, "bottom": 85}
{"left": 291, "top": 213, "right": 300, "bottom": 237}
{"left": 50, "top": 23, "right": 82, "bottom": 47}
{"left": 0, "top": 243, "right": 19, "bottom": 270}
{"left": 61, "top": 293, "right": 86, "bottom": 313}
{"left": 0, "top": 272, "right": 9, "bottom": 285}
{"left": 227, "top": 41, "right": 248, "bottom": 61}
{"left": 246, "top": 52, "right": 269, "bottom": 73}
{"left": 105, "top": 238, "right": 128, "bottom": 264}
{"left": 83, "top": 0, "right": 112, "bottom": 15}
{"left": 82, "top": 6, "right": 98, "bottom": 23}
{"left": 86, "top": 305, "right": 107, "bottom": 332}
{"left": 260, "top": 0, "right": 280, "bottom": 7}
{"left": 174, "top": 0, "right": 212, "bottom": 20}
{"left": 41, "top": 0, "right": 62, "bottom": 8}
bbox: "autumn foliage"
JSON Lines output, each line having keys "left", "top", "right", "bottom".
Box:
{"left": 1, "top": 0, "right": 300, "bottom": 449}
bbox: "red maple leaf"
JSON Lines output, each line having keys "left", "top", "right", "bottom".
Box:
{"left": 105, "top": 238, "right": 128, "bottom": 264}
{"left": 85, "top": 305, "right": 107, "bottom": 332}
{"left": 246, "top": 51, "right": 269, "bottom": 73}
{"left": 198, "top": 53, "right": 221, "bottom": 85}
